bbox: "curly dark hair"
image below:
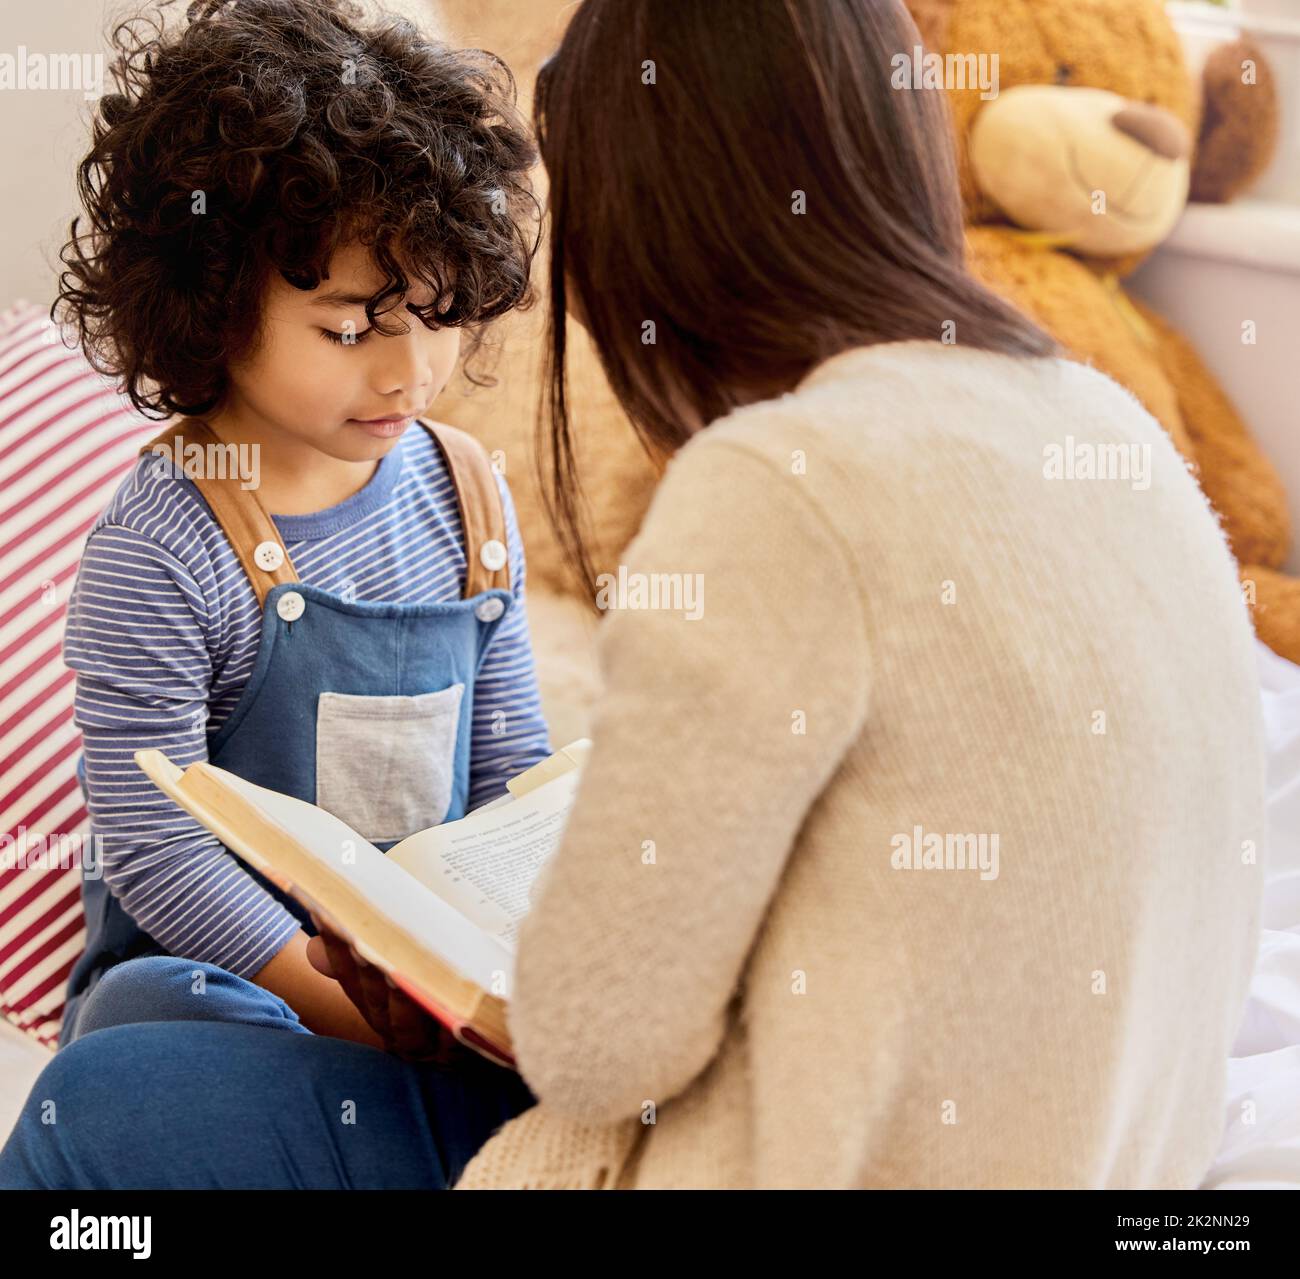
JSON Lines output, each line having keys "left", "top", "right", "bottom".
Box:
{"left": 54, "top": 0, "right": 541, "bottom": 419}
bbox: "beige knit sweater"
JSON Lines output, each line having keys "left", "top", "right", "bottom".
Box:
{"left": 455, "top": 340, "right": 1265, "bottom": 1190}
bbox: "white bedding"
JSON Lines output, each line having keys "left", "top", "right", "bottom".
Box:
{"left": 2, "top": 640, "right": 1299, "bottom": 1185}
{"left": 1202, "top": 641, "right": 1300, "bottom": 1189}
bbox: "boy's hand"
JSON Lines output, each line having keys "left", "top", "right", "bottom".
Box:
{"left": 305, "top": 912, "right": 467, "bottom": 1066}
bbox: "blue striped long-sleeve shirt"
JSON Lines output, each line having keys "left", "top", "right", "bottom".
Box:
{"left": 62, "top": 423, "right": 553, "bottom": 980}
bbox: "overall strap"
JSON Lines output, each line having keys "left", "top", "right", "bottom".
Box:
{"left": 138, "top": 419, "right": 299, "bottom": 609}
{"left": 419, "top": 419, "right": 512, "bottom": 597}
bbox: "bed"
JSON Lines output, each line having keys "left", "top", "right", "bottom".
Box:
{"left": 1200, "top": 641, "right": 1300, "bottom": 1188}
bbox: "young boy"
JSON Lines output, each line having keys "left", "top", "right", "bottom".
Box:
{"left": 55, "top": 0, "right": 551, "bottom": 1050}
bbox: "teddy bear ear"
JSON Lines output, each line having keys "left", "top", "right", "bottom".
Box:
{"left": 905, "top": 0, "right": 957, "bottom": 53}
{"left": 1191, "top": 36, "right": 1280, "bottom": 203}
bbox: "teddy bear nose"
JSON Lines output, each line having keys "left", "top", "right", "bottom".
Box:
{"left": 1110, "top": 103, "right": 1190, "bottom": 161}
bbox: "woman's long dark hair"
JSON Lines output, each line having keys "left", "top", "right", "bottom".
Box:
{"left": 534, "top": 0, "right": 1058, "bottom": 594}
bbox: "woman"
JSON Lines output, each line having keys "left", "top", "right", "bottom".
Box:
{"left": 0, "top": 0, "right": 1263, "bottom": 1189}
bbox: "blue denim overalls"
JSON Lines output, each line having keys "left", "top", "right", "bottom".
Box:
{"left": 60, "top": 416, "right": 518, "bottom": 1053}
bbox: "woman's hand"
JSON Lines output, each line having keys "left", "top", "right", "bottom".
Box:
{"left": 304, "top": 912, "right": 468, "bottom": 1066}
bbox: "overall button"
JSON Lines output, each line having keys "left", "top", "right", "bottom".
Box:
{"left": 254, "top": 540, "right": 285, "bottom": 571}
{"left": 276, "top": 591, "right": 306, "bottom": 622}
{"left": 479, "top": 539, "right": 507, "bottom": 572}
{"left": 475, "top": 596, "right": 505, "bottom": 623}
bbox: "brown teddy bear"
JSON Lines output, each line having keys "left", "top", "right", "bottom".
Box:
{"left": 907, "top": 0, "right": 1300, "bottom": 664}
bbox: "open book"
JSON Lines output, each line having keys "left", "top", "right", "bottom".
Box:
{"left": 133, "top": 739, "right": 591, "bottom": 1069}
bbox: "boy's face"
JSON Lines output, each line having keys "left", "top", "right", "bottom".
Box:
{"left": 220, "top": 240, "right": 461, "bottom": 462}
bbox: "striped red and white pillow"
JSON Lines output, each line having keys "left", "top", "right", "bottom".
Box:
{"left": 0, "top": 299, "right": 155, "bottom": 1050}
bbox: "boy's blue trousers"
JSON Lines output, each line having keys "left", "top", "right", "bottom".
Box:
{"left": 0, "top": 956, "right": 536, "bottom": 1189}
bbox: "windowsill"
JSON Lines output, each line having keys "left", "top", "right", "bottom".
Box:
{"left": 1162, "top": 199, "right": 1300, "bottom": 271}
{"left": 1167, "top": 2, "right": 1300, "bottom": 43}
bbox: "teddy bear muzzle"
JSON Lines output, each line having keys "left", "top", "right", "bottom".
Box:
{"left": 968, "top": 84, "right": 1191, "bottom": 258}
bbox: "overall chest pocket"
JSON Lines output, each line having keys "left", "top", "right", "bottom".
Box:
{"left": 315, "top": 684, "right": 465, "bottom": 843}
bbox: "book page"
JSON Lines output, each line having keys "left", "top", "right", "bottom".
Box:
{"left": 197, "top": 765, "right": 516, "bottom": 988}
{"left": 386, "top": 767, "right": 581, "bottom": 950}
{"left": 207, "top": 772, "right": 384, "bottom": 862}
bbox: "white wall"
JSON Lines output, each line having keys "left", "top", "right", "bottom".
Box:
{"left": 0, "top": 1, "right": 118, "bottom": 309}
{"left": 1131, "top": 4, "right": 1300, "bottom": 570}
{"left": 0, "top": 0, "right": 445, "bottom": 312}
